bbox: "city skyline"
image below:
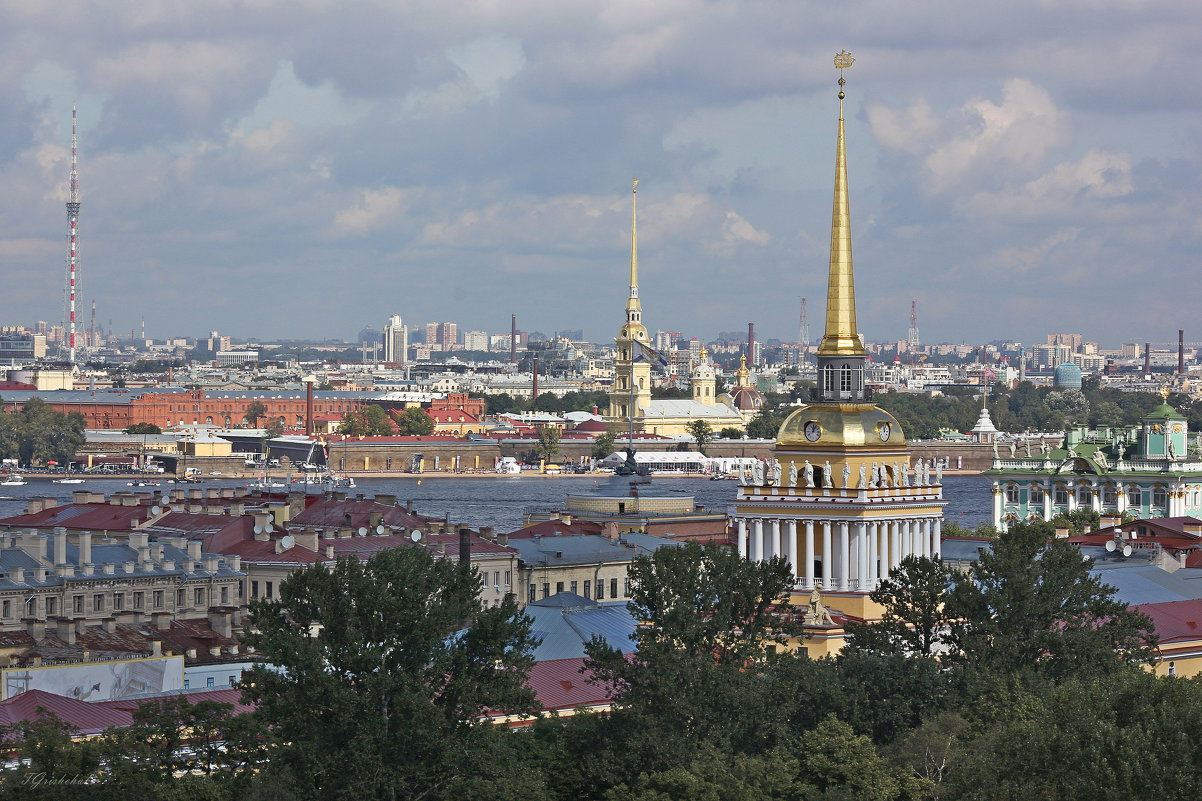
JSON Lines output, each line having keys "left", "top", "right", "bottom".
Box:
{"left": 0, "top": 3, "right": 1199, "bottom": 345}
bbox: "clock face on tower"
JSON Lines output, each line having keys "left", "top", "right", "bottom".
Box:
{"left": 804, "top": 421, "right": 822, "bottom": 442}
{"left": 879, "top": 423, "right": 891, "bottom": 442}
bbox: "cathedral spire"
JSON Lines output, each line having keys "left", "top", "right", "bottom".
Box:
{"left": 626, "top": 178, "right": 641, "bottom": 319}
{"left": 817, "top": 51, "right": 864, "bottom": 359}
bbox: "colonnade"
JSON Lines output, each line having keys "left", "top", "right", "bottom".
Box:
{"left": 736, "top": 516, "right": 942, "bottom": 592}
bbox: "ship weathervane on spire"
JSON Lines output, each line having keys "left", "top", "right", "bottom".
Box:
{"left": 834, "top": 50, "right": 854, "bottom": 99}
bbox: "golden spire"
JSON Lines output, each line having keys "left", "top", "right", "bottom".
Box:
{"left": 626, "top": 178, "right": 641, "bottom": 315}
{"left": 817, "top": 50, "right": 865, "bottom": 358}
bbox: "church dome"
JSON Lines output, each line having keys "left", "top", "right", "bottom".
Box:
{"left": 1053, "top": 362, "right": 1083, "bottom": 389}
{"left": 691, "top": 349, "right": 716, "bottom": 381}
{"left": 777, "top": 403, "right": 907, "bottom": 448}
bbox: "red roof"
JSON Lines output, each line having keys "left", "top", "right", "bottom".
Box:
{"left": 506, "top": 519, "right": 604, "bottom": 539}
{"left": 1137, "top": 599, "right": 1202, "bottom": 645}
{"left": 570, "top": 419, "right": 609, "bottom": 433}
{"left": 524, "top": 657, "right": 614, "bottom": 711}
{"left": 0, "top": 502, "right": 154, "bottom": 532}
{"left": 0, "top": 690, "right": 132, "bottom": 737}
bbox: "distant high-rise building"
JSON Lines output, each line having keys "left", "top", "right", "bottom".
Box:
{"left": 424, "top": 322, "right": 459, "bottom": 349}
{"left": 463, "top": 330, "right": 488, "bottom": 351}
{"left": 382, "top": 315, "right": 408, "bottom": 364}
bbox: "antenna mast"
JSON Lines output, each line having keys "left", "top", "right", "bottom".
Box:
{"left": 799, "top": 298, "right": 810, "bottom": 361}
{"left": 65, "top": 105, "right": 81, "bottom": 366}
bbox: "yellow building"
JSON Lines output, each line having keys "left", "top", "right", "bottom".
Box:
{"left": 606, "top": 187, "right": 747, "bottom": 436}
{"left": 733, "top": 54, "right": 945, "bottom": 635}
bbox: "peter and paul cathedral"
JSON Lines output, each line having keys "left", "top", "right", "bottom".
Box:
{"left": 732, "top": 52, "right": 946, "bottom": 651}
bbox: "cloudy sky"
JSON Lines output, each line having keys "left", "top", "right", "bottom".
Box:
{"left": 1, "top": 1, "right": 1199, "bottom": 348}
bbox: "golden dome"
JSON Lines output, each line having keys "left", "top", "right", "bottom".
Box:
{"left": 777, "top": 403, "right": 906, "bottom": 448}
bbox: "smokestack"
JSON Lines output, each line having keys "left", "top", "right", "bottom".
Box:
{"left": 532, "top": 355, "right": 539, "bottom": 400}
{"left": 305, "top": 380, "right": 314, "bottom": 435}
{"left": 1144, "top": 342, "right": 1152, "bottom": 376}
{"left": 511, "top": 314, "right": 517, "bottom": 363}
{"left": 1179, "top": 330, "right": 1185, "bottom": 375}
{"left": 747, "top": 323, "right": 755, "bottom": 367}
{"left": 458, "top": 525, "right": 471, "bottom": 567}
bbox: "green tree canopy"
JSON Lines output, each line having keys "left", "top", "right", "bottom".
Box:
{"left": 395, "top": 406, "right": 434, "bottom": 436}
{"left": 685, "top": 419, "right": 713, "bottom": 455}
{"left": 242, "top": 400, "right": 267, "bottom": 427}
{"left": 242, "top": 547, "right": 538, "bottom": 800}
{"left": 844, "top": 555, "right": 955, "bottom": 658}
{"left": 124, "top": 422, "right": 162, "bottom": 435}
{"left": 0, "top": 399, "right": 86, "bottom": 466}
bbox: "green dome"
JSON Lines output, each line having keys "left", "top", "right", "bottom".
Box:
{"left": 1053, "top": 362, "right": 1083, "bottom": 388}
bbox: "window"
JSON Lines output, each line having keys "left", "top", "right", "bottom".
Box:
{"left": 584, "top": 580, "right": 591, "bottom": 599}
{"left": 1, "top": 600, "right": 8, "bottom": 618}
{"left": 556, "top": 581, "right": 564, "bottom": 595}
{"left": 1169, "top": 661, "right": 1177, "bottom": 677}
{"left": 229, "top": 675, "right": 237, "bottom": 686}
{"left": 1153, "top": 486, "right": 1168, "bottom": 508}
{"left": 133, "top": 591, "right": 144, "bottom": 609}
{"left": 252, "top": 581, "right": 259, "bottom": 598}
{"left": 823, "top": 364, "right": 835, "bottom": 393}
{"left": 840, "top": 365, "right": 852, "bottom": 393}
{"left": 1004, "top": 484, "right": 1020, "bottom": 504}
{"left": 207, "top": 677, "right": 215, "bottom": 688}
{"left": 1077, "top": 485, "right": 1092, "bottom": 506}
{"left": 504, "top": 571, "right": 510, "bottom": 587}
{"left": 177, "top": 589, "right": 185, "bottom": 607}
{"left": 93, "top": 594, "right": 104, "bottom": 612}
{"left": 623, "top": 578, "right": 631, "bottom": 597}
{"left": 25, "top": 598, "right": 33, "bottom": 616}
{"left": 596, "top": 580, "right": 604, "bottom": 600}
{"left": 1030, "top": 484, "right": 1045, "bottom": 504}
{"left": 194, "top": 588, "right": 205, "bottom": 606}
{"left": 46, "top": 598, "right": 55, "bottom": 616}
{"left": 1054, "top": 486, "right": 1069, "bottom": 505}
{"left": 493, "top": 571, "right": 500, "bottom": 588}
{"left": 570, "top": 581, "right": 578, "bottom": 595}
{"left": 220, "top": 586, "right": 228, "bottom": 604}
{"left": 184, "top": 680, "right": 190, "bottom": 689}
{"left": 265, "top": 582, "right": 273, "bottom": 599}
{"left": 113, "top": 593, "right": 124, "bottom": 611}
{"left": 1127, "top": 486, "right": 1142, "bottom": 507}
{"left": 153, "top": 591, "right": 163, "bottom": 608}
{"left": 611, "top": 578, "right": 619, "bottom": 598}
{"left": 528, "top": 585, "right": 537, "bottom": 604}
{"left": 541, "top": 583, "right": 549, "bottom": 599}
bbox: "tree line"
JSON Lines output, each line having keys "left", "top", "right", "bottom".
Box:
{"left": 4, "top": 519, "right": 1200, "bottom": 800}
{"left": 0, "top": 398, "right": 86, "bottom": 467}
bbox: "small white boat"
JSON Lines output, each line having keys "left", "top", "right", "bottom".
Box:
{"left": 248, "top": 480, "right": 288, "bottom": 490}
{"left": 1, "top": 476, "right": 27, "bottom": 486}
{"left": 53, "top": 478, "right": 84, "bottom": 484}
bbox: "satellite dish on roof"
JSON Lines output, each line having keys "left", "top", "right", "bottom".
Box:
{"left": 409, "top": 530, "right": 421, "bottom": 543}
{"left": 265, "top": 523, "right": 274, "bottom": 534}
{"left": 253, "top": 525, "right": 262, "bottom": 535}
{"left": 358, "top": 526, "right": 368, "bottom": 536}
{"left": 1105, "top": 539, "right": 1116, "bottom": 552}
{"left": 281, "top": 535, "right": 294, "bottom": 549}
{"left": 376, "top": 524, "right": 385, "bottom": 535}
{"left": 1122, "top": 544, "right": 1133, "bottom": 557}
{"left": 151, "top": 506, "right": 161, "bottom": 516}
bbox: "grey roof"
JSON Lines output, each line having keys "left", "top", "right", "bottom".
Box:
{"left": 940, "top": 537, "right": 993, "bottom": 563}
{"left": 524, "top": 593, "right": 638, "bottom": 660}
{"left": 510, "top": 532, "right": 682, "bottom": 568}
{"left": 641, "top": 399, "right": 742, "bottom": 420}
{"left": 1086, "top": 548, "right": 1202, "bottom": 605}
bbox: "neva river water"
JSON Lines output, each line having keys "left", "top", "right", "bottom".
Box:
{"left": 0, "top": 473, "right": 994, "bottom": 533}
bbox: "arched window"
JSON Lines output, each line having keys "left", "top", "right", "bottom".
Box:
{"left": 1127, "top": 485, "right": 1141, "bottom": 507}
{"left": 1153, "top": 486, "right": 1168, "bottom": 508}
{"left": 206, "top": 417, "right": 213, "bottom": 425}
{"left": 823, "top": 365, "right": 835, "bottom": 392}
{"left": 840, "top": 365, "right": 852, "bottom": 392}
{"left": 1169, "top": 661, "right": 1177, "bottom": 677}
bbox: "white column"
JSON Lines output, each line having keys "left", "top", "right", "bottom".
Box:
{"left": 1116, "top": 484, "right": 1127, "bottom": 515}
{"left": 822, "top": 521, "right": 832, "bottom": 590}
{"left": 1091, "top": 482, "right": 1101, "bottom": 513}
{"left": 770, "top": 519, "right": 782, "bottom": 561}
{"left": 867, "top": 522, "right": 879, "bottom": 589}
{"left": 1044, "top": 482, "right": 1054, "bottom": 520}
{"left": 839, "top": 522, "right": 850, "bottom": 591}
{"left": 992, "top": 482, "right": 1003, "bottom": 528}
{"left": 932, "top": 519, "right": 942, "bottom": 559}
{"left": 920, "top": 519, "right": 931, "bottom": 558}
{"left": 858, "top": 522, "right": 869, "bottom": 591}
{"left": 785, "top": 520, "right": 798, "bottom": 582}
{"left": 737, "top": 518, "right": 748, "bottom": 559}
{"left": 890, "top": 520, "right": 900, "bottom": 572}
{"left": 878, "top": 521, "right": 889, "bottom": 579}
{"left": 804, "top": 521, "right": 815, "bottom": 589}
{"left": 750, "top": 519, "right": 763, "bottom": 563}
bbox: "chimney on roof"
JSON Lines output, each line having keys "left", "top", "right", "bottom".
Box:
{"left": 53, "top": 527, "right": 67, "bottom": 566}
{"left": 56, "top": 618, "right": 75, "bottom": 645}
{"left": 26, "top": 620, "right": 45, "bottom": 640}
{"left": 150, "top": 639, "right": 161, "bottom": 657}
{"left": 78, "top": 530, "right": 92, "bottom": 568}
{"left": 325, "top": 545, "right": 335, "bottom": 559}
{"left": 187, "top": 540, "right": 202, "bottom": 560}
{"left": 208, "top": 610, "right": 233, "bottom": 639}
{"left": 480, "top": 526, "right": 494, "bottom": 540}
{"left": 102, "top": 618, "right": 116, "bottom": 634}
{"left": 186, "top": 648, "right": 197, "bottom": 660}
{"left": 375, "top": 493, "right": 397, "bottom": 507}
{"left": 459, "top": 526, "right": 471, "bottom": 566}
{"left": 497, "top": 532, "right": 509, "bottom": 546}
{"left": 406, "top": 500, "right": 414, "bottom": 514}
{"left": 153, "top": 611, "right": 172, "bottom": 630}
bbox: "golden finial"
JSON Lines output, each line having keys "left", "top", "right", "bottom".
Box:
{"left": 1160, "top": 385, "right": 1171, "bottom": 402}
{"left": 834, "top": 50, "right": 854, "bottom": 99}
{"left": 632, "top": 177, "right": 638, "bottom": 194}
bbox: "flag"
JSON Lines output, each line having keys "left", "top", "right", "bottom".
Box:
{"left": 632, "top": 340, "right": 668, "bottom": 368}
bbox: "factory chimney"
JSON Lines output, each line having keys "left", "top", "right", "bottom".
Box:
{"left": 747, "top": 323, "right": 755, "bottom": 368}
{"left": 1179, "top": 330, "right": 1185, "bottom": 375}
{"left": 511, "top": 315, "right": 517, "bottom": 363}
{"left": 1144, "top": 342, "right": 1152, "bottom": 376}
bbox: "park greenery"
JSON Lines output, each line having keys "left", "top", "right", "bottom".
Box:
{"left": 0, "top": 398, "right": 87, "bottom": 467}
{"left": 3, "top": 521, "right": 1197, "bottom": 800}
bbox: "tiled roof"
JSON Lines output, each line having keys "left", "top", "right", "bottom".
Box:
{"left": 505, "top": 519, "right": 604, "bottom": 539}
{"left": 1138, "top": 598, "right": 1202, "bottom": 645}
{"left": 0, "top": 502, "right": 154, "bottom": 532}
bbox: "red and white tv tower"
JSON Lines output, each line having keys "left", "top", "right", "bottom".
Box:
{"left": 65, "top": 105, "right": 81, "bottom": 366}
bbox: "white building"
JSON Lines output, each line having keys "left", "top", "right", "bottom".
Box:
{"left": 382, "top": 314, "right": 408, "bottom": 364}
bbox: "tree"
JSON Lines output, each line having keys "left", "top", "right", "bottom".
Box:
{"left": 395, "top": 407, "right": 433, "bottom": 436}
{"left": 535, "top": 425, "right": 561, "bottom": 461}
{"left": 945, "top": 520, "right": 1157, "bottom": 682}
{"left": 844, "top": 555, "right": 955, "bottom": 658}
{"left": 242, "top": 547, "right": 538, "bottom": 801}
{"left": 242, "top": 401, "right": 267, "bottom": 427}
{"left": 718, "top": 427, "right": 744, "bottom": 439}
{"left": 593, "top": 430, "right": 617, "bottom": 459}
{"left": 685, "top": 420, "right": 713, "bottom": 455}
{"left": 586, "top": 544, "right": 801, "bottom": 755}
{"left": 0, "top": 399, "right": 87, "bottom": 466}
{"left": 124, "top": 422, "right": 162, "bottom": 434}
{"left": 746, "top": 408, "right": 787, "bottom": 440}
